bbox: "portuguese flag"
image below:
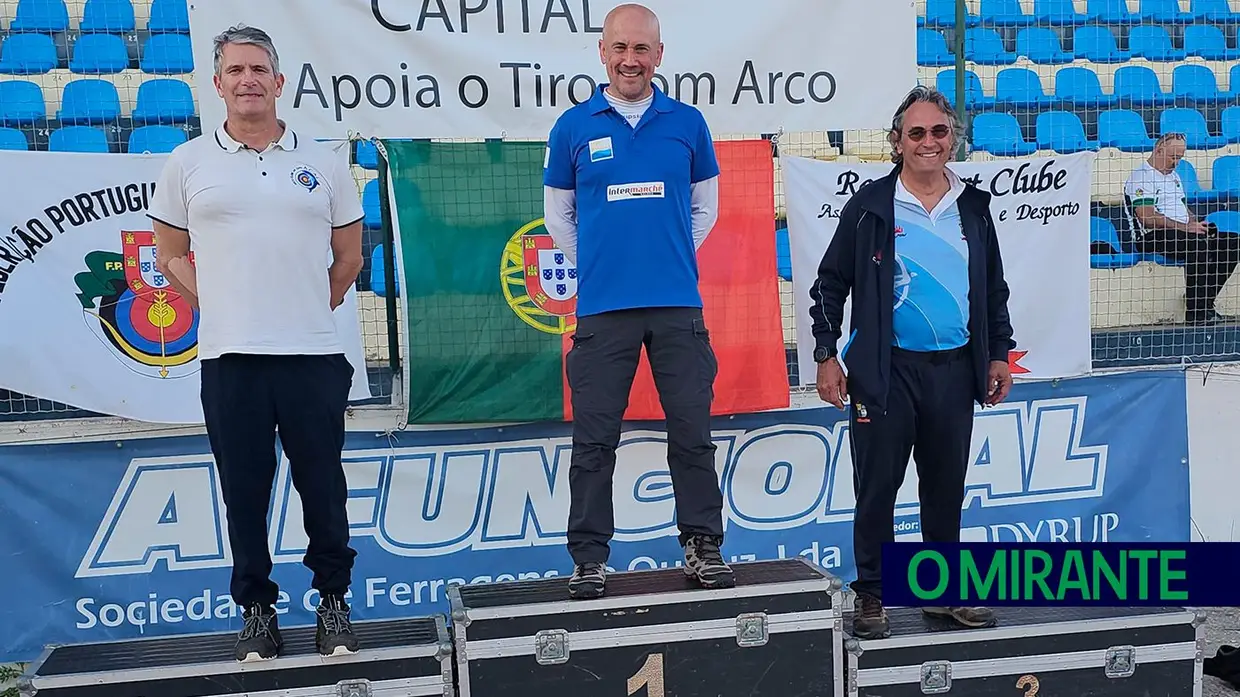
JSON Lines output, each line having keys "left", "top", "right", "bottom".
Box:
{"left": 382, "top": 138, "right": 789, "bottom": 425}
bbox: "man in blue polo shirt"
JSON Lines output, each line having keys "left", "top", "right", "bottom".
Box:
{"left": 543, "top": 2, "right": 731, "bottom": 600}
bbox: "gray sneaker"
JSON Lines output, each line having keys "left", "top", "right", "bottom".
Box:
{"left": 683, "top": 535, "right": 735, "bottom": 589}
{"left": 568, "top": 562, "right": 606, "bottom": 599}
{"left": 923, "top": 606, "right": 997, "bottom": 628}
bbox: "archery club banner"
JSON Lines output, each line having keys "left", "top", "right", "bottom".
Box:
{"left": 0, "top": 150, "right": 373, "bottom": 424}
{"left": 783, "top": 152, "right": 1095, "bottom": 383}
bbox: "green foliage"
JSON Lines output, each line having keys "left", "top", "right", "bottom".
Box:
{"left": 0, "top": 662, "right": 22, "bottom": 697}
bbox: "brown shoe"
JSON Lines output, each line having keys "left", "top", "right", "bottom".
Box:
{"left": 852, "top": 592, "right": 891, "bottom": 639}
{"left": 923, "top": 606, "right": 997, "bottom": 628}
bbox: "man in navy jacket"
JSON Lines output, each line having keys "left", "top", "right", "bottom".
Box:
{"left": 809, "top": 86, "right": 1015, "bottom": 639}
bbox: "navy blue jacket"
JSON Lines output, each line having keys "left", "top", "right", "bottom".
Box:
{"left": 807, "top": 163, "right": 1016, "bottom": 412}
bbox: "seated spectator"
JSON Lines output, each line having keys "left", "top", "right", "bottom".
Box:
{"left": 1124, "top": 134, "right": 1240, "bottom": 324}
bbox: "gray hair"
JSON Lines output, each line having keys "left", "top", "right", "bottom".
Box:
{"left": 212, "top": 24, "right": 280, "bottom": 76}
{"left": 886, "top": 86, "right": 967, "bottom": 164}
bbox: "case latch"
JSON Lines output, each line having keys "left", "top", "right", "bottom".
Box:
{"left": 736, "top": 612, "right": 769, "bottom": 647}
{"left": 337, "top": 680, "right": 372, "bottom": 697}
{"left": 920, "top": 660, "right": 952, "bottom": 694}
{"left": 1105, "top": 645, "right": 1136, "bottom": 678}
{"left": 535, "top": 629, "right": 570, "bottom": 665}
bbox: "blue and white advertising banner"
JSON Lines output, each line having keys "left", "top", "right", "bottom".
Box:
{"left": 0, "top": 369, "right": 1189, "bottom": 662}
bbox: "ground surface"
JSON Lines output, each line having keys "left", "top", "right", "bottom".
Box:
{"left": 1203, "top": 606, "right": 1240, "bottom": 697}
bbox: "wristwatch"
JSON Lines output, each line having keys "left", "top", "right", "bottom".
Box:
{"left": 813, "top": 346, "right": 836, "bottom": 363}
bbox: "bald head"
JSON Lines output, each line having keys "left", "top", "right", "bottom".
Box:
{"left": 599, "top": 3, "right": 663, "bottom": 101}
{"left": 603, "top": 3, "right": 660, "bottom": 42}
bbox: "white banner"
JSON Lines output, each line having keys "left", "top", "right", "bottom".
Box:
{"left": 0, "top": 151, "right": 374, "bottom": 424}
{"left": 185, "top": 0, "right": 917, "bottom": 139}
{"left": 783, "top": 152, "right": 1095, "bottom": 384}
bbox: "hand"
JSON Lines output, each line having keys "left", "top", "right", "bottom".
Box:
{"left": 1188, "top": 221, "right": 1210, "bottom": 235}
{"left": 816, "top": 358, "right": 847, "bottom": 410}
{"left": 986, "top": 359, "right": 1012, "bottom": 406}
{"left": 330, "top": 291, "right": 345, "bottom": 310}
{"left": 166, "top": 255, "right": 197, "bottom": 296}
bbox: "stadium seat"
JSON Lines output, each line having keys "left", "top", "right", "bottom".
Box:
{"left": 79, "top": 0, "right": 136, "bottom": 32}
{"left": 971, "top": 112, "right": 1037, "bottom": 155}
{"left": 1113, "top": 65, "right": 1176, "bottom": 107}
{"left": 1177, "top": 159, "right": 1220, "bottom": 203}
{"left": 917, "top": 28, "right": 955, "bottom": 66}
{"left": 130, "top": 78, "right": 195, "bottom": 123}
{"left": 127, "top": 124, "right": 185, "bottom": 152}
{"left": 924, "top": 0, "right": 978, "bottom": 26}
{"left": 1034, "top": 0, "right": 1089, "bottom": 24}
{"left": 1015, "top": 27, "right": 1073, "bottom": 63}
{"left": 1098, "top": 109, "right": 1156, "bottom": 151}
{"left": 1172, "top": 64, "right": 1234, "bottom": 104}
{"left": 1086, "top": 0, "right": 1138, "bottom": 23}
{"left": 147, "top": 0, "right": 190, "bottom": 33}
{"left": 57, "top": 78, "right": 121, "bottom": 123}
{"left": 995, "top": 68, "right": 1055, "bottom": 108}
{"left": 965, "top": 27, "right": 1017, "bottom": 64}
{"left": 1127, "top": 25, "right": 1187, "bottom": 61}
{"left": 1207, "top": 210, "right": 1240, "bottom": 234}
{"left": 1036, "top": 110, "right": 1100, "bottom": 152}
{"left": 937, "top": 69, "right": 994, "bottom": 109}
{"left": 1212, "top": 156, "right": 1240, "bottom": 197}
{"left": 69, "top": 33, "right": 130, "bottom": 74}
{"left": 1055, "top": 66, "right": 1116, "bottom": 107}
{"left": 1190, "top": 0, "right": 1240, "bottom": 22}
{"left": 140, "top": 33, "right": 193, "bottom": 73}
{"left": 369, "top": 244, "right": 401, "bottom": 298}
{"left": 8, "top": 0, "right": 70, "bottom": 33}
{"left": 0, "top": 80, "right": 47, "bottom": 124}
{"left": 979, "top": 0, "right": 1035, "bottom": 25}
{"left": 1091, "top": 216, "right": 1142, "bottom": 268}
{"left": 1073, "top": 25, "right": 1130, "bottom": 62}
{"left": 0, "top": 33, "right": 59, "bottom": 74}
{"left": 1222, "top": 106, "right": 1240, "bottom": 144}
{"left": 49, "top": 125, "right": 109, "bottom": 152}
{"left": 1161, "top": 108, "right": 1227, "bottom": 150}
{"left": 363, "top": 179, "right": 382, "bottom": 229}
{"left": 355, "top": 139, "right": 379, "bottom": 169}
{"left": 1184, "top": 24, "right": 1240, "bottom": 61}
{"left": 1138, "top": 0, "right": 1195, "bottom": 23}
{"left": 0, "top": 127, "right": 29, "bottom": 150}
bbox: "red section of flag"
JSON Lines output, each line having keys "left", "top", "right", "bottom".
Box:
{"left": 1008, "top": 349, "right": 1030, "bottom": 375}
{"left": 562, "top": 139, "right": 791, "bottom": 421}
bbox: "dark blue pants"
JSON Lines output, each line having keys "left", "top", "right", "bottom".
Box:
{"left": 200, "top": 352, "right": 357, "bottom": 608}
{"left": 849, "top": 346, "right": 975, "bottom": 600}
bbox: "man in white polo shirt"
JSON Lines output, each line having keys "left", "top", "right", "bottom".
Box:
{"left": 147, "top": 24, "right": 365, "bottom": 663}
{"left": 1124, "top": 133, "right": 1240, "bottom": 324}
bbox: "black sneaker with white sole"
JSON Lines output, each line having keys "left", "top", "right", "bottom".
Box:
{"left": 235, "top": 603, "right": 282, "bottom": 662}
{"left": 568, "top": 562, "right": 606, "bottom": 599}
{"left": 683, "top": 535, "right": 735, "bottom": 589}
{"left": 315, "top": 594, "right": 360, "bottom": 657}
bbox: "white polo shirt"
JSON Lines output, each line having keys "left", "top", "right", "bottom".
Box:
{"left": 147, "top": 122, "right": 365, "bottom": 361}
{"left": 1123, "top": 161, "right": 1189, "bottom": 239}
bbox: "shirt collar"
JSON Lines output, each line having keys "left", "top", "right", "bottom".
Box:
{"left": 214, "top": 120, "right": 298, "bottom": 153}
{"left": 894, "top": 167, "right": 966, "bottom": 218}
{"left": 588, "top": 84, "right": 676, "bottom": 115}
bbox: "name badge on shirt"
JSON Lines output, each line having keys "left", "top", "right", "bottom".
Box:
{"left": 588, "top": 137, "right": 614, "bottom": 162}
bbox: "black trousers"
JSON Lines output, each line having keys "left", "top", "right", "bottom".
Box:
{"left": 849, "top": 346, "right": 975, "bottom": 600}
{"left": 200, "top": 352, "right": 357, "bottom": 608}
{"left": 1137, "top": 228, "right": 1240, "bottom": 319}
{"left": 565, "top": 307, "right": 722, "bottom": 565}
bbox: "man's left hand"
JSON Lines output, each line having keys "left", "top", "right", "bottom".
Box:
{"left": 986, "top": 360, "right": 1012, "bottom": 406}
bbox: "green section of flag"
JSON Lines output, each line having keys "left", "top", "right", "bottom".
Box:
{"left": 382, "top": 139, "right": 566, "bottom": 424}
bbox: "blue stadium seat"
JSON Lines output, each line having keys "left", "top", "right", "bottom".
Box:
{"left": 937, "top": 69, "right": 994, "bottom": 109}
{"left": 355, "top": 139, "right": 379, "bottom": 169}
{"left": 1234, "top": 64, "right": 1240, "bottom": 95}
{"left": 369, "top": 244, "right": 401, "bottom": 298}
{"left": 924, "top": 0, "right": 979, "bottom": 26}
{"left": 57, "top": 78, "right": 121, "bottom": 123}
{"left": 1055, "top": 66, "right": 1116, "bottom": 107}
{"left": 979, "top": 0, "right": 1034, "bottom": 25}
{"left": 127, "top": 124, "right": 186, "bottom": 153}
{"left": 140, "top": 33, "right": 193, "bottom": 73}
{"left": 362, "top": 179, "right": 382, "bottom": 229}
{"left": 130, "top": 78, "right": 195, "bottom": 123}
{"left": 80, "top": 0, "right": 136, "bottom": 32}
{"left": 0, "top": 127, "right": 29, "bottom": 150}
{"left": 1184, "top": 24, "right": 1240, "bottom": 61}
{"left": 965, "top": 27, "right": 1017, "bottom": 64}
{"left": 1098, "top": 109, "right": 1156, "bottom": 151}
{"left": 1073, "top": 25, "right": 1130, "bottom": 62}
{"left": 1207, "top": 210, "right": 1240, "bottom": 234}
{"left": 49, "top": 125, "right": 109, "bottom": 152}
{"left": 1091, "top": 216, "right": 1142, "bottom": 268}
{"left": 1127, "top": 25, "right": 1186, "bottom": 61}
{"left": 0, "top": 33, "right": 58, "bottom": 74}
{"left": 1015, "top": 27, "right": 1073, "bottom": 63}
{"left": 995, "top": 67, "right": 1055, "bottom": 107}
{"left": 1036, "top": 110, "right": 1100, "bottom": 152}
{"left": 1212, "top": 156, "right": 1240, "bottom": 198}
{"left": 0, "top": 80, "right": 46, "bottom": 124}
{"left": 1113, "top": 65, "right": 1176, "bottom": 106}
{"left": 971, "top": 112, "right": 1037, "bottom": 155}
{"left": 1034, "top": 0, "right": 1089, "bottom": 24}
{"left": 9, "top": 0, "right": 70, "bottom": 33}
{"left": 1177, "top": 159, "right": 1220, "bottom": 203}
{"left": 1138, "top": 0, "right": 1195, "bottom": 22}
{"left": 1222, "top": 106, "right": 1240, "bottom": 144}
{"left": 917, "top": 28, "right": 955, "bottom": 66}
{"left": 147, "top": 0, "right": 190, "bottom": 33}
{"left": 1172, "top": 64, "right": 1234, "bottom": 103}
{"left": 1190, "top": 0, "right": 1240, "bottom": 22}
{"left": 69, "top": 33, "right": 130, "bottom": 74}
{"left": 1087, "top": 0, "right": 1138, "bottom": 23}
{"left": 1161, "top": 108, "right": 1227, "bottom": 149}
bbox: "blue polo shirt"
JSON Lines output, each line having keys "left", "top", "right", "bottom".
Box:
{"left": 544, "top": 84, "right": 719, "bottom": 317}
{"left": 891, "top": 176, "right": 971, "bottom": 351}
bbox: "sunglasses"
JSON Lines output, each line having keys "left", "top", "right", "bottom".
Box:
{"left": 905, "top": 125, "right": 951, "bottom": 141}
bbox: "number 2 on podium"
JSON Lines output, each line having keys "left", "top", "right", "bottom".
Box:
{"left": 627, "top": 653, "right": 665, "bottom": 697}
